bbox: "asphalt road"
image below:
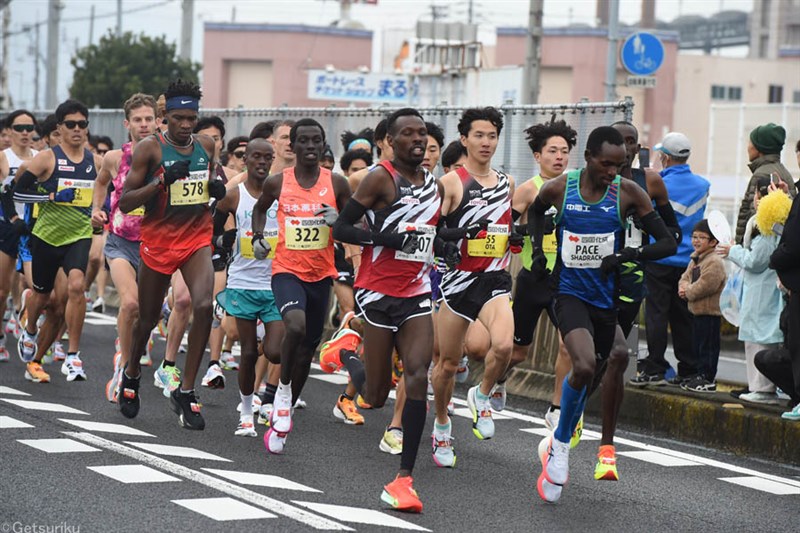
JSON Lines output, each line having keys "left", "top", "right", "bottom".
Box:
{"left": 1, "top": 311, "right": 798, "bottom": 532}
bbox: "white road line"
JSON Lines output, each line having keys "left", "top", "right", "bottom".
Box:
{"left": 1, "top": 398, "right": 88, "bottom": 415}
{"left": 18, "top": 438, "right": 101, "bottom": 453}
{"left": 617, "top": 450, "right": 702, "bottom": 467}
{"left": 719, "top": 476, "right": 800, "bottom": 495}
{"left": 310, "top": 374, "right": 350, "bottom": 385}
{"left": 0, "top": 385, "right": 31, "bottom": 396}
{"left": 292, "top": 501, "right": 431, "bottom": 532}
{"left": 58, "top": 419, "right": 156, "bottom": 437}
{"left": 519, "top": 427, "right": 600, "bottom": 441}
{"left": 202, "top": 468, "right": 322, "bottom": 492}
{"left": 0, "top": 415, "right": 34, "bottom": 429}
{"left": 173, "top": 497, "right": 276, "bottom": 521}
{"left": 65, "top": 432, "right": 353, "bottom": 531}
{"left": 123, "top": 441, "right": 233, "bottom": 462}
{"left": 84, "top": 311, "right": 118, "bottom": 326}
{"left": 88, "top": 464, "right": 182, "bottom": 484}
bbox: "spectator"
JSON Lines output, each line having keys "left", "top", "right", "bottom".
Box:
{"left": 678, "top": 219, "right": 727, "bottom": 392}
{"left": 735, "top": 123, "right": 796, "bottom": 244}
{"left": 225, "top": 136, "right": 248, "bottom": 173}
{"left": 717, "top": 179, "right": 788, "bottom": 404}
{"left": 770, "top": 179, "right": 800, "bottom": 421}
{"left": 0, "top": 118, "right": 11, "bottom": 150}
{"left": 754, "top": 305, "right": 799, "bottom": 410}
{"left": 638, "top": 132, "right": 710, "bottom": 385}
{"left": 320, "top": 144, "right": 335, "bottom": 171}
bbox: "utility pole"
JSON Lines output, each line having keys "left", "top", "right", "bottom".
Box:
{"left": 1, "top": 4, "right": 9, "bottom": 109}
{"left": 116, "top": 0, "right": 122, "bottom": 37}
{"left": 522, "top": 0, "right": 543, "bottom": 104}
{"left": 467, "top": 0, "right": 473, "bottom": 24}
{"left": 45, "top": 0, "right": 61, "bottom": 109}
{"left": 604, "top": 0, "right": 620, "bottom": 101}
{"left": 89, "top": 4, "right": 95, "bottom": 46}
{"left": 34, "top": 23, "right": 41, "bottom": 109}
{"left": 180, "top": 0, "right": 194, "bottom": 60}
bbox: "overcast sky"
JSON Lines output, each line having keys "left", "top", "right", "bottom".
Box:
{"left": 5, "top": 0, "right": 754, "bottom": 109}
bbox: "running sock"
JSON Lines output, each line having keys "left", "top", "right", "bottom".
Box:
{"left": 476, "top": 388, "right": 491, "bottom": 403}
{"left": 208, "top": 360, "right": 220, "bottom": 369}
{"left": 163, "top": 360, "right": 176, "bottom": 368}
{"left": 68, "top": 352, "right": 78, "bottom": 357}
{"left": 340, "top": 392, "right": 354, "bottom": 402}
{"left": 341, "top": 350, "right": 366, "bottom": 392}
{"left": 434, "top": 419, "right": 451, "bottom": 435}
{"left": 549, "top": 404, "right": 560, "bottom": 412}
{"left": 180, "top": 388, "right": 195, "bottom": 394}
{"left": 554, "top": 376, "right": 586, "bottom": 444}
{"left": 239, "top": 392, "right": 253, "bottom": 416}
{"left": 400, "top": 398, "right": 427, "bottom": 473}
{"left": 277, "top": 380, "right": 292, "bottom": 400}
{"left": 262, "top": 383, "right": 277, "bottom": 405}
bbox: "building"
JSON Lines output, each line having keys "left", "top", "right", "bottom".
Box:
{"left": 750, "top": 0, "right": 800, "bottom": 59}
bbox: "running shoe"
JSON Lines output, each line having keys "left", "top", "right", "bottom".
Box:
{"left": 5, "top": 315, "right": 19, "bottom": 338}
{"left": 594, "top": 444, "right": 619, "bottom": 481}
{"left": 536, "top": 436, "right": 563, "bottom": 503}
{"left": 270, "top": 392, "right": 293, "bottom": 434}
{"left": 258, "top": 403, "right": 273, "bottom": 426}
{"left": 17, "top": 288, "right": 30, "bottom": 334}
{"left": 333, "top": 395, "right": 364, "bottom": 425}
{"left": 447, "top": 400, "right": 455, "bottom": 416}
{"left": 544, "top": 406, "right": 560, "bottom": 430}
{"left": 680, "top": 375, "right": 716, "bottom": 393}
{"left": 391, "top": 353, "right": 403, "bottom": 386}
{"left": 53, "top": 341, "right": 66, "bottom": 362}
{"left": 170, "top": 388, "right": 205, "bottom": 430}
{"left": 106, "top": 365, "right": 122, "bottom": 403}
{"left": 153, "top": 362, "right": 181, "bottom": 398}
{"left": 24, "top": 361, "right": 50, "bottom": 383}
{"left": 628, "top": 371, "right": 665, "bottom": 387}
{"left": 781, "top": 404, "right": 800, "bottom": 421}
{"left": 356, "top": 394, "right": 373, "bottom": 409}
{"left": 41, "top": 349, "right": 54, "bottom": 365}
{"left": 220, "top": 350, "right": 239, "bottom": 371}
{"left": 0, "top": 343, "right": 8, "bottom": 362}
{"left": 235, "top": 415, "right": 258, "bottom": 437}
{"left": 379, "top": 426, "right": 403, "bottom": 455}
{"left": 236, "top": 396, "right": 262, "bottom": 414}
{"left": 61, "top": 353, "right": 87, "bottom": 382}
{"left": 17, "top": 329, "right": 37, "bottom": 363}
{"left": 739, "top": 391, "right": 780, "bottom": 405}
{"left": 141, "top": 334, "right": 154, "bottom": 366}
{"left": 118, "top": 368, "right": 140, "bottom": 418}
{"left": 467, "top": 385, "right": 494, "bottom": 440}
{"left": 431, "top": 419, "right": 456, "bottom": 467}
{"left": 381, "top": 475, "right": 422, "bottom": 513}
{"left": 490, "top": 382, "right": 507, "bottom": 411}
{"left": 294, "top": 397, "right": 307, "bottom": 409}
{"left": 319, "top": 328, "right": 361, "bottom": 373}
{"left": 454, "top": 355, "right": 470, "bottom": 383}
{"left": 140, "top": 353, "right": 153, "bottom": 367}
{"left": 201, "top": 363, "right": 226, "bottom": 389}
{"left": 542, "top": 436, "right": 570, "bottom": 486}
{"left": 92, "top": 296, "right": 105, "bottom": 314}
{"left": 264, "top": 426, "right": 287, "bottom": 454}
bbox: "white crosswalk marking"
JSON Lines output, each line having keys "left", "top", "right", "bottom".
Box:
{"left": 720, "top": 476, "right": 800, "bottom": 495}
{"left": 124, "top": 442, "right": 233, "bottom": 462}
{"left": 58, "top": 419, "right": 156, "bottom": 437}
{"left": 0, "top": 385, "right": 31, "bottom": 396}
{"left": 292, "top": 501, "right": 431, "bottom": 532}
{"left": 0, "top": 415, "right": 34, "bottom": 429}
{"left": 173, "top": 497, "right": 277, "bottom": 521}
{"left": 88, "top": 464, "right": 181, "bottom": 484}
{"left": 18, "top": 438, "right": 100, "bottom": 453}
{"left": 202, "top": 469, "right": 322, "bottom": 492}
{"left": 519, "top": 427, "right": 600, "bottom": 440}
{"left": 310, "top": 373, "right": 350, "bottom": 385}
{"left": 618, "top": 450, "right": 702, "bottom": 467}
{"left": 84, "top": 311, "right": 118, "bottom": 326}
{"left": 452, "top": 407, "right": 512, "bottom": 421}
{"left": 2, "top": 398, "right": 88, "bottom": 415}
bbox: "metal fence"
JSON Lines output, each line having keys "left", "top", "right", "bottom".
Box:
{"left": 48, "top": 98, "right": 633, "bottom": 179}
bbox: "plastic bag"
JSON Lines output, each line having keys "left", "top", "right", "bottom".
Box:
{"left": 719, "top": 264, "right": 743, "bottom": 326}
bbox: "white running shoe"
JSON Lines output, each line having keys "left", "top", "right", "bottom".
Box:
{"left": 235, "top": 415, "right": 258, "bottom": 437}
{"left": 258, "top": 403, "right": 273, "bottom": 426}
{"left": 0, "top": 342, "right": 9, "bottom": 362}
{"left": 220, "top": 350, "right": 239, "bottom": 371}
{"left": 490, "top": 382, "right": 507, "bottom": 412}
{"left": 53, "top": 341, "right": 66, "bottom": 362}
{"left": 544, "top": 407, "right": 560, "bottom": 430}
{"left": 17, "top": 329, "right": 37, "bottom": 363}
{"left": 271, "top": 391, "right": 293, "bottom": 434}
{"left": 293, "top": 397, "right": 307, "bottom": 409}
{"left": 431, "top": 419, "right": 456, "bottom": 468}
{"left": 544, "top": 437, "right": 570, "bottom": 486}
{"left": 264, "top": 427, "right": 287, "bottom": 454}
{"left": 467, "top": 385, "right": 495, "bottom": 439}
{"left": 454, "top": 355, "right": 470, "bottom": 383}
{"left": 201, "top": 363, "right": 225, "bottom": 389}
{"left": 61, "top": 353, "right": 87, "bottom": 382}
{"left": 537, "top": 436, "right": 563, "bottom": 503}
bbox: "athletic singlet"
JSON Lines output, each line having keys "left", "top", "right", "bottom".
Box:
{"left": 272, "top": 166, "right": 337, "bottom": 282}
{"left": 3, "top": 146, "right": 38, "bottom": 219}
{"left": 618, "top": 168, "right": 648, "bottom": 303}
{"left": 521, "top": 174, "right": 558, "bottom": 272}
{"left": 140, "top": 132, "right": 212, "bottom": 249}
{"left": 33, "top": 145, "right": 96, "bottom": 247}
{"left": 355, "top": 160, "right": 441, "bottom": 298}
{"left": 554, "top": 169, "right": 624, "bottom": 310}
{"left": 448, "top": 166, "right": 512, "bottom": 273}
{"left": 109, "top": 142, "right": 143, "bottom": 242}
{"left": 228, "top": 183, "right": 278, "bottom": 291}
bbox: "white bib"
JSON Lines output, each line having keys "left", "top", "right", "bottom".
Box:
{"left": 394, "top": 223, "right": 436, "bottom": 263}
{"left": 561, "top": 229, "right": 615, "bottom": 269}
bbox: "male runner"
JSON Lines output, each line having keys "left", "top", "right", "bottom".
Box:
{"left": 431, "top": 107, "right": 520, "bottom": 467}
{"left": 214, "top": 138, "right": 283, "bottom": 436}
{"left": 530, "top": 126, "right": 676, "bottom": 503}
{"left": 91, "top": 93, "right": 159, "bottom": 401}
{"left": 330, "top": 108, "right": 439, "bottom": 512}
{"left": 421, "top": 122, "right": 443, "bottom": 174}
{"left": 13, "top": 100, "right": 101, "bottom": 383}
{"left": 251, "top": 118, "right": 350, "bottom": 452}
{"left": 116, "top": 80, "right": 226, "bottom": 429}
{"left": 269, "top": 119, "right": 296, "bottom": 174}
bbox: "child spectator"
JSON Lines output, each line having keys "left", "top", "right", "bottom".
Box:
{"left": 717, "top": 179, "right": 787, "bottom": 404}
{"left": 678, "top": 219, "right": 727, "bottom": 392}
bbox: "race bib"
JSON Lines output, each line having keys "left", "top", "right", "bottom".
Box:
{"left": 55, "top": 178, "right": 93, "bottom": 207}
{"left": 285, "top": 217, "right": 329, "bottom": 250}
{"left": 395, "top": 223, "right": 435, "bottom": 263}
{"left": 542, "top": 208, "right": 558, "bottom": 254}
{"left": 129, "top": 206, "right": 145, "bottom": 216}
{"left": 33, "top": 203, "right": 39, "bottom": 218}
{"left": 467, "top": 223, "right": 509, "bottom": 257}
{"left": 625, "top": 216, "right": 642, "bottom": 248}
{"left": 169, "top": 170, "right": 209, "bottom": 206}
{"left": 561, "top": 229, "right": 615, "bottom": 269}
{"left": 240, "top": 229, "right": 278, "bottom": 259}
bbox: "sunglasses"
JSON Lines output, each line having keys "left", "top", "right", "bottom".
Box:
{"left": 32, "top": 136, "right": 41, "bottom": 142}
{"left": 96, "top": 149, "right": 109, "bottom": 155}
{"left": 12, "top": 124, "right": 36, "bottom": 133}
{"left": 232, "top": 151, "right": 246, "bottom": 159}
{"left": 61, "top": 120, "right": 89, "bottom": 130}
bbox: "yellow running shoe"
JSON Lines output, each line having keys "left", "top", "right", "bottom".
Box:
{"left": 570, "top": 414, "right": 583, "bottom": 449}
{"left": 356, "top": 394, "right": 373, "bottom": 409}
{"left": 594, "top": 444, "right": 619, "bottom": 481}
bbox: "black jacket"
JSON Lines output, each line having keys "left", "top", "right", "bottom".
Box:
{"left": 770, "top": 193, "right": 800, "bottom": 291}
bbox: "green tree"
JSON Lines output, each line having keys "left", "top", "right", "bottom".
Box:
{"left": 70, "top": 31, "right": 201, "bottom": 108}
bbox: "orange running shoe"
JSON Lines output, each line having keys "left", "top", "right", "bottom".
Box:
{"left": 319, "top": 328, "right": 361, "bottom": 374}
{"left": 594, "top": 444, "right": 619, "bottom": 481}
{"left": 381, "top": 475, "right": 422, "bottom": 513}
{"left": 333, "top": 394, "right": 364, "bottom": 425}
{"left": 356, "top": 394, "right": 373, "bottom": 409}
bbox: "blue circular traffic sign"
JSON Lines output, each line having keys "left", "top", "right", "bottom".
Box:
{"left": 620, "top": 32, "right": 664, "bottom": 76}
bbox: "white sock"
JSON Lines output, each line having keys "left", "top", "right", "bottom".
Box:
{"left": 240, "top": 392, "right": 253, "bottom": 416}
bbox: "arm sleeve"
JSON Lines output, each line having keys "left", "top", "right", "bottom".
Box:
{"left": 511, "top": 208, "right": 522, "bottom": 222}
{"left": 212, "top": 208, "right": 228, "bottom": 243}
{"left": 636, "top": 211, "right": 677, "bottom": 261}
{"left": 332, "top": 198, "right": 375, "bottom": 246}
{"left": 1, "top": 183, "right": 18, "bottom": 222}
{"left": 527, "top": 196, "right": 548, "bottom": 249}
{"left": 436, "top": 212, "right": 469, "bottom": 242}
{"left": 12, "top": 170, "right": 50, "bottom": 203}
{"left": 656, "top": 201, "right": 681, "bottom": 243}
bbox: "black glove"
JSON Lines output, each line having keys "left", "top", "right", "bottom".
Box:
{"left": 509, "top": 232, "right": 524, "bottom": 254}
{"left": 443, "top": 241, "right": 461, "bottom": 269}
{"left": 543, "top": 213, "right": 555, "bottom": 235}
{"left": 374, "top": 230, "right": 422, "bottom": 252}
{"left": 12, "top": 218, "right": 29, "bottom": 236}
{"left": 465, "top": 218, "right": 491, "bottom": 240}
{"left": 599, "top": 247, "right": 640, "bottom": 280}
{"left": 208, "top": 178, "right": 226, "bottom": 200}
{"left": 215, "top": 229, "right": 237, "bottom": 251}
{"left": 530, "top": 246, "right": 548, "bottom": 281}
{"left": 163, "top": 160, "right": 191, "bottom": 186}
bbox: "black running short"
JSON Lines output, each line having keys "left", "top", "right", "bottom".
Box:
{"left": 554, "top": 293, "right": 618, "bottom": 361}
{"left": 271, "top": 273, "right": 332, "bottom": 350}
{"left": 0, "top": 221, "right": 20, "bottom": 258}
{"left": 30, "top": 236, "right": 91, "bottom": 294}
{"left": 355, "top": 288, "right": 433, "bottom": 331}
{"left": 440, "top": 269, "right": 512, "bottom": 322}
{"left": 512, "top": 267, "right": 557, "bottom": 346}
{"left": 334, "top": 243, "right": 354, "bottom": 287}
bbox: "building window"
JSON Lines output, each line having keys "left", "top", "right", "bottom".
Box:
{"left": 711, "top": 85, "right": 726, "bottom": 100}
{"left": 793, "top": 90, "right": 800, "bottom": 104}
{"left": 768, "top": 85, "right": 783, "bottom": 103}
{"left": 711, "top": 85, "right": 742, "bottom": 101}
{"left": 727, "top": 86, "right": 742, "bottom": 101}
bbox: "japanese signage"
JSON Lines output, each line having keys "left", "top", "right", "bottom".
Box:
{"left": 308, "top": 70, "right": 410, "bottom": 104}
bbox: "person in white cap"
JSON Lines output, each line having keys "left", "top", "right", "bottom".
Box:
{"left": 632, "top": 132, "right": 711, "bottom": 387}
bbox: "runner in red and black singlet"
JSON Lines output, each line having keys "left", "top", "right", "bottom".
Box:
{"left": 115, "top": 80, "right": 227, "bottom": 431}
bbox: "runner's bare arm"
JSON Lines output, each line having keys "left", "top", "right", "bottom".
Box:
{"left": 12, "top": 150, "right": 56, "bottom": 203}
{"left": 511, "top": 178, "right": 536, "bottom": 223}
{"left": 332, "top": 172, "right": 352, "bottom": 213}
{"left": 0, "top": 152, "right": 7, "bottom": 180}
{"left": 92, "top": 150, "right": 120, "bottom": 226}
{"left": 252, "top": 173, "right": 281, "bottom": 235}
{"left": 119, "top": 137, "right": 161, "bottom": 213}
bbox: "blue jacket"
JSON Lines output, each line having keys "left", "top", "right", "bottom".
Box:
{"left": 727, "top": 217, "right": 784, "bottom": 344}
{"left": 656, "top": 164, "right": 711, "bottom": 267}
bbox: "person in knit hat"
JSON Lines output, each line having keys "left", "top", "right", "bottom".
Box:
{"left": 735, "top": 123, "right": 796, "bottom": 245}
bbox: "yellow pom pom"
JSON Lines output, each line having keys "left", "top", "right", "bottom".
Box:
{"left": 755, "top": 190, "right": 792, "bottom": 236}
